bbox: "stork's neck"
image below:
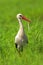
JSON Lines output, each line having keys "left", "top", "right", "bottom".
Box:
{"left": 18, "top": 18, "right": 24, "bottom": 31}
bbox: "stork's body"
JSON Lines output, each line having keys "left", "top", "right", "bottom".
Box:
{"left": 15, "top": 14, "right": 31, "bottom": 52}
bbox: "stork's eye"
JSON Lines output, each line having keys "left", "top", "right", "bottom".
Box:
{"left": 19, "top": 15, "right": 22, "bottom": 17}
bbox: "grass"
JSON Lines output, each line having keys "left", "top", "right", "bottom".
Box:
{"left": 0, "top": 0, "right": 43, "bottom": 65}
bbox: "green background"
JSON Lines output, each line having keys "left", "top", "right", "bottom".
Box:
{"left": 0, "top": 0, "right": 43, "bottom": 65}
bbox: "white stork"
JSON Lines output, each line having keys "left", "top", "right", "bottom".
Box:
{"left": 15, "top": 13, "right": 31, "bottom": 52}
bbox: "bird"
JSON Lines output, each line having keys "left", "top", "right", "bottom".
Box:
{"left": 15, "top": 13, "right": 31, "bottom": 52}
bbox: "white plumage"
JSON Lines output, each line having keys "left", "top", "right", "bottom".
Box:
{"left": 15, "top": 13, "right": 31, "bottom": 52}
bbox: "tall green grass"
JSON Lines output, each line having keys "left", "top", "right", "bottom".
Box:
{"left": 0, "top": 0, "right": 43, "bottom": 65}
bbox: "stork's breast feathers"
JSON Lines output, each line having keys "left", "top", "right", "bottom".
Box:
{"left": 15, "top": 35, "right": 23, "bottom": 45}
{"left": 15, "top": 33, "right": 28, "bottom": 45}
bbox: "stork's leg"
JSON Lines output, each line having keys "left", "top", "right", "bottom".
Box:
{"left": 20, "top": 46, "right": 23, "bottom": 52}
{"left": 17, "top": 45, "right": 23, "bottom": 52}
{"left": 15, "top": 43, "right": 23, "bottom": 54}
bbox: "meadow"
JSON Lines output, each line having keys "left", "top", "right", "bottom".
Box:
{"left": 0, "top": 0, "right": 43, "bottom": 65}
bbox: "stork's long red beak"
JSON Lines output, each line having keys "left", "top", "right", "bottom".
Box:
{"left": 22, "top": 16, "right": 31, "bottom": 22}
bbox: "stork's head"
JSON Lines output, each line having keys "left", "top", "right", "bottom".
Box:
{"left": 17, "top": 13, "right": 22, "bottom": 19}
{"left": 16, "top": 13, "right": 31, "bottom": 22}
